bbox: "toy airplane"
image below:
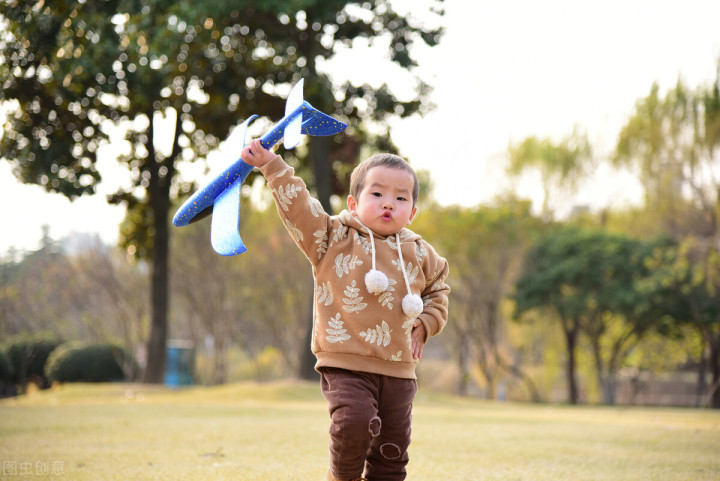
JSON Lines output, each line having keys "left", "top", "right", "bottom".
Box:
{"left": 172, "top": 79, "right": 347, "bottom": 255}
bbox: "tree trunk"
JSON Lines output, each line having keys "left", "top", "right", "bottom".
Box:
{"left": 309, "top": 135, "right": 332, "bottom": 212}
{"left": 213, "top": 335, "right": 227, "bottom": 385}
{"left": 589, "top": 337, "right": 616, "bottom": 405}
{"left": 562, "top": 318, "right": 580, "bottom": 404}
{"left": 696, "top": 346, "right": 708, "bottom": 407}
{"left": 457, "top": 332, "right": 471, "bottom": 396}
{"left": 499, "top": 358, "right": 541, "bottom": 402}
{"left": 709, "top": 333, "right": 720, "bottom": 409}
{"left": 601, "top": 376, "right": 616, "bottom": 406}
{"left": 487, "top": 376, "right": 497, "bottom": 400}
{"left": 143, "top": 196, "right": 170, "bottom": 383}
{"left": 476, "top": 346, "right": 498, "bottom": 400}
{"left": 142, "top": 113, "right": 172, "bottom": 384}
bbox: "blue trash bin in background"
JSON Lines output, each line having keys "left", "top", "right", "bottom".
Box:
{"left": 164, "top": 340, "right": 195, "bottom": 387}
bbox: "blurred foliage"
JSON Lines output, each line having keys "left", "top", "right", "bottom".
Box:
{"left": 0, "top": 0, "right": 444, "bottom": 255}
{"left": 0, "top": 199, "right": 716, "bottom": 405}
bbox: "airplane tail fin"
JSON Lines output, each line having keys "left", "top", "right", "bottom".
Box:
{"left": 284, "top": 80, "right": 304, "bottom": 149}
{"left": 300, "top": 102, "right": 347, "bottom": 137}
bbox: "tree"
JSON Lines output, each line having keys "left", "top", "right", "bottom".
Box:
{"left": 68, "top": 241, "right": 149, "bottom": 381}
{"left": 514, "top": 225, "right": 668, "bottom": 404}
{"left": 415, "top": 200, "right": 541, "bottom": 399}
{"left": 1, "top": 0, "right": 444, "bottom": 382}
{"left": 0, "top": 233, "right": 148, "bottom": 382}
{"left": 615, "top": 79, "right": 719, "bottom": 238}
{"left": 507, "top": 127, "right": 593, "bottom": 219}
{"left": 171, "top": 201, "right": 311, "bottom": 384}
{"left": 577, "top": 234, "right": 672, "bottom": 405}
{"left": 0, "top": 238, "right": 76, "bottom": 337}
{"left": 614, "top": 72, "right": 720, "bottom": 407}
{"left": 642, "top": 238, "right": 720, "bottom": 408}
{"left": 514, "top": 225, "right": 586, "bottom": 404}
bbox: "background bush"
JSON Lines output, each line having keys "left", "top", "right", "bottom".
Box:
{"left": 0, "top": 350, "right": 12, "bottom": 382}
{"left": 45, "top": 342, "right": 129, "bottom": 383}
{"left": 0, "top": 350, "right": 14, "bottom": 397}
{"left": 3, "top": 332, "right": 63, "bottom": 390}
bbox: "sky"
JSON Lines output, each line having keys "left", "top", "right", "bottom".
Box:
{"left": 2, "top": 0, "right": 720, "bottom": 256}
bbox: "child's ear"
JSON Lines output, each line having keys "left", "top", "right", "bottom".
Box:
{"left": 407, "top": 205, "right": 418, "bottom": 224}
{"left": 347, "top": 195, "right": 357, "bottom": 214}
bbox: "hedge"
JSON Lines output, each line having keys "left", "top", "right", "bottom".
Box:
{"left": 45, "top": 342, "right": 128, "bottom": 383}
{"left": 0, "top": 350, "right": 12, "bottom": 382}
{"left": 3, "top": 333, "right": 63, "bottom": 389}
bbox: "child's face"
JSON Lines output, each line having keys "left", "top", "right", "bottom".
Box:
{"left": 347, "top": 165, "right": 418, "bottom": 237}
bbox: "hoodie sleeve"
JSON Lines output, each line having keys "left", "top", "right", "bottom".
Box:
{"left": 259, "top": 155, "right": 333, "bottom": 265}
{"left": 417, "top": 241, "right": 450, "bottom": 343}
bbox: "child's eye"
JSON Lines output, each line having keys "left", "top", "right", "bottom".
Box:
{"left": 397, "top": 197, "right": 407, "bottom": 201}
{"left": 372, "top": 192, "right": 382, "bottom": 197}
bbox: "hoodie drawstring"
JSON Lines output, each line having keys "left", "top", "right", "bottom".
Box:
{"left": 364, "top": 225, "right": 389, "bottom": 294}
{"left": 358, "top": 221, "right": 424, "bottom": 319}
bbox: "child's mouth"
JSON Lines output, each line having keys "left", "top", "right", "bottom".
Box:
{"left": 382, "top": 212, "right": 392, "bottom": 221}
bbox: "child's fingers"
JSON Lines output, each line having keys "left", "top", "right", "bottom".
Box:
{"left": 412, "top": 340, "right": 423, "bottom": 359}
{"left": 242, "top": 139, "right": 264, "bottom": 164}
{"left": 411, "top": 320, "right": 425, "bottom": 359}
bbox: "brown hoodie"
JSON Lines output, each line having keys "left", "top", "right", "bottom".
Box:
{"left": 260, "top": 155, "right": 450, "bottom": 380}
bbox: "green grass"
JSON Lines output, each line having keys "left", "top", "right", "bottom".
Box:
{"left": 1, "top": 382, "right": 719, "bottom": 481}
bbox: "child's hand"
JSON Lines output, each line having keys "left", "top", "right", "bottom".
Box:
{"left": 241, "top": 138, "right": 276, "bottom": 168}
{"left": 411, "top": 319, "right": 426, "bottom": 360}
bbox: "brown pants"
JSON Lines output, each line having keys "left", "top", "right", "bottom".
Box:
{"left": 320, "top": 367, "right": 418, "bottom": 481}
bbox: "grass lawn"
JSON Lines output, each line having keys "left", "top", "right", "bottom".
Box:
{"left": 1, "top": 381, "right": 719, "bottom": 481}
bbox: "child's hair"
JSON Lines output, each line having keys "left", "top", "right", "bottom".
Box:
{"left": 349, "top": 153, "right": 419, "bottom": 206}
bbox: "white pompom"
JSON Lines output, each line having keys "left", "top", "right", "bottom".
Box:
{"left": 402, "top": 293, "right": 424, "bottom": 318}
{"left": 365, "top": 269, "right": 389, "bottom": 294}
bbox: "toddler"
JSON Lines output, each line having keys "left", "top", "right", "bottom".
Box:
{"left": 242, "top": 139, "right": 450, "bottom": 481}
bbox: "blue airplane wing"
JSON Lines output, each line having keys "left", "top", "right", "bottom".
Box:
{"left": 210, "top": 177, "right": 247, "bottom": 256}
